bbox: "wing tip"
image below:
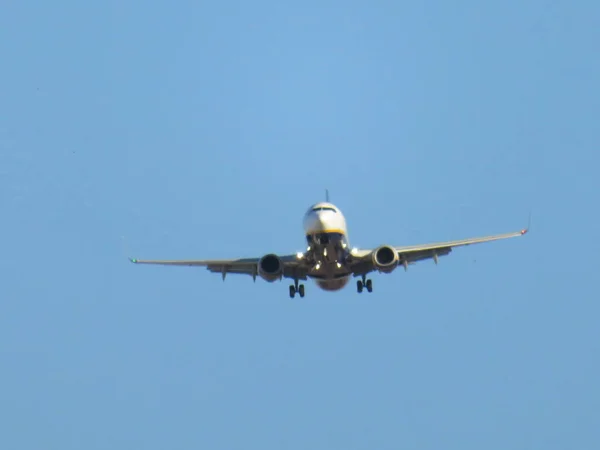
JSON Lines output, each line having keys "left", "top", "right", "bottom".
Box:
{"left": 518, "top": 211, "right": 532, "bottom": 236}
{"left": 523, "top": 210, "right": 532, "bottom": 235}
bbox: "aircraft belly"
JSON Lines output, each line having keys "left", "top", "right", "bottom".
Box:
{"left": 304, "top": 239, "right": 351, "bottom": 291}
{"left": 307, "top": 259, "right": 350, "bottom": 279}
{"left": 315, "top": 277, "right": 350, "bottom": 291}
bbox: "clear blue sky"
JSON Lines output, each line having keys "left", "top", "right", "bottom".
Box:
{"left": 1, "top": 0, "right": 599, "bottom": 448}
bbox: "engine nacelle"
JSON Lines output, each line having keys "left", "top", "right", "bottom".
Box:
{"left": 258, "top": 253, "right": 284, "bottom": 282}
{"left": 372, "top": 245, "right": 399, "bottom": 273}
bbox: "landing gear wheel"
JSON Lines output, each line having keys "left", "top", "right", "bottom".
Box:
{"left": 357, "top": 280, "right": 363, "bottom": 293}
{"left": 289, "top": 281, "right": 305, "bottom": 298}
{"left": 366, "top": 279, "right": 373, "bottom": 293}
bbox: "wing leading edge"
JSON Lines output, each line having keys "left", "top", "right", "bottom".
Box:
{"left": 128, "top": 255, "right": 307, "bottom": 280}
{"left": 129, "top": 225, "right": 529, "bottom": 280}
{"left": 395, "top": 227, "right": 527, "bottom": 253}
{"left": 349, "top": 227, "right": 528, "bottom": 275}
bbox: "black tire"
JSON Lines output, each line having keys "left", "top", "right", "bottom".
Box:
{"left": 357, "top": 280, "right": 363, "bottom": 293}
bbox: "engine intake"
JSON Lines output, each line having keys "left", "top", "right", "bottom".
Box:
{"left": 258, "top": 253, "right": 283, "bottom": 282}
{"left": 372, "top": 245, "right": 399, "bottom": 273}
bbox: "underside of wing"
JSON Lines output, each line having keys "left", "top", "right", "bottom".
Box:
{"left": 349, "top": 227, "right": 528, "bottom": 276}
{"left": 129, "top": 254, "right": 308, "bottom": 281}
{"left": 394, "top": 228, "right": 528, "bottom": 254}
{"left": 129, "top": 256, "right": 258, "bottom": 278}
{"left": 129, "top": 256, "right": 258, "bottom": 267}
{"left": 129, "top": 258, "right": 259, "bottom": 267}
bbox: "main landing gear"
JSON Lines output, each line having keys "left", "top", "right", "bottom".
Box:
{"left": 289, "top": 279, "right": 305, "bottom": 298}
{"left": 357, "top": 275, "right": 373, "bottom": 293}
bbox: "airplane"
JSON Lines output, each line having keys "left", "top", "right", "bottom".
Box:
{"left": 128, "top": 191, "right": 529, "bottom": 298}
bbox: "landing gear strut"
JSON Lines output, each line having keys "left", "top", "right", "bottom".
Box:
{"left": 357, "top": 275, "right": 373, "bottom": 293}
{"left": 289, "top": 279, "right": 305, "bottom": 298}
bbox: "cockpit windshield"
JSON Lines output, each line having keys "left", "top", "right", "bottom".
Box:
{"left": 312, "top": 206, "right": 337, "bottom": 213}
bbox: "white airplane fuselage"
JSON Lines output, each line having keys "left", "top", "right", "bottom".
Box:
{"left": 302, "top": 202, "right": 353, "bottom": 291}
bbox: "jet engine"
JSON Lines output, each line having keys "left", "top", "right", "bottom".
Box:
{"left": 372, "top": 245, "right": 399, "bottom": 273}
{"left": 258, "top": 253, "right": 284, "bottom": 282}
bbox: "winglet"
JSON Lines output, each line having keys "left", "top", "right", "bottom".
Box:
{"left": 122, "top": 236, "right": 138, "bottom": 263}
{"left": 520, "top": 210, "right": 533, "bottom": 235}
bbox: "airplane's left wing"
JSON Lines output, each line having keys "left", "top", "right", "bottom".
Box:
{"left": 348, "top": 227, "right": 528, "bottom": 275}
{"left": 128, "top": 254, "right": 308, "bottom": 281}
{"left": 394, "top": 228, "right": 528, "bottom": 258}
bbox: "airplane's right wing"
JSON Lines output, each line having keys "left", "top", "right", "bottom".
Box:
{"left": 128, "top": 253, "right": 310, "bottom": 281}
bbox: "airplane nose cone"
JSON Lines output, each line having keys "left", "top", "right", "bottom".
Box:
{"left": 304, "top": 212, "right": 327, "bottom": 234}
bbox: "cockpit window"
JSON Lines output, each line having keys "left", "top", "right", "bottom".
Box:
{"left": 312, "top": 206, "right": 337, "bottom": 213}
